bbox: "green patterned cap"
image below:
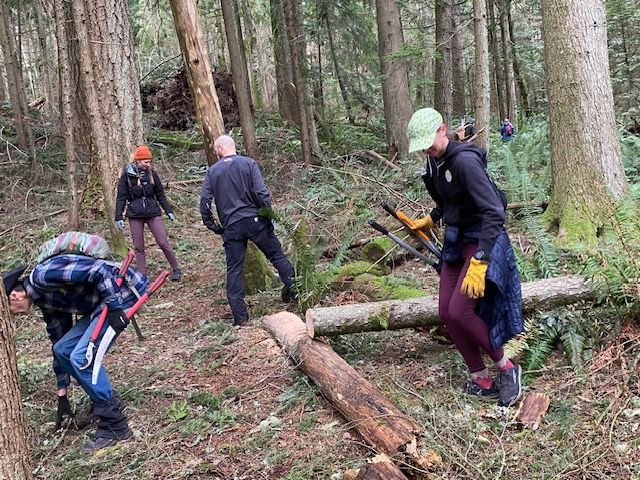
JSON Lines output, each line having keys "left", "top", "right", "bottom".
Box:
{"left": 407, "top": 108, "right": 443, "bottom": 153}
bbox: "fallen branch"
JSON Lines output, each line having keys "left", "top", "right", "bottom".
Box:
{"left": 363, "top": 150, "right": 401, "bottom": 171}
{"left": 0, "top": 208, "right": 67, "bottom": 237}
{"left": 306, "top": 275, "right": 594, "bottom": 337}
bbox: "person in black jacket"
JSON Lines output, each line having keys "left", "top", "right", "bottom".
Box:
{"left": 407, "top": 108, "right": 523, "bottom": 407}
{"left": 199, "top": 135, "right": 296, "bottom": 326}
{"left": 115, "top": 145, "right": 182, "bottom": 281}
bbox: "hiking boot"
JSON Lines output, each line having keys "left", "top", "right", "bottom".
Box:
{"left": 234, "top": 319, "right": 249, "bottom": 327}
{"left": 169, "top": 269, "right": 183, "bottom": 282}
{"left": 463, "top": 379, "right": 499, "bottom": 401}
{"left": 81, "top": 428, "right": 132, "bottom": 453}
{"left": 281, "top": 286, "right": 298, "bottom": 303}
{"left": 496, "top": 362, "right": 522, "bottom": 407}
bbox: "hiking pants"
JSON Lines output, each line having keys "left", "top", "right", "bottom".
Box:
{"left": 222, "top": 216, "right": 295, "bottom": 323}
{"left": 129, "top": 216, "right": 179, "bottom": 274}
{"left": 438, "top": 243, "right": 505, "bottom": 373}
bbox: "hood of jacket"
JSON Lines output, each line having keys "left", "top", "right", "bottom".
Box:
{"left": 438, "top": 140, "right": 487, "bottom": 167}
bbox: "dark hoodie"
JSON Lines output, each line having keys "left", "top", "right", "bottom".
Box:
{"left": 115, "top": 164, "right": 174, "bottom": 220}
{"left": 421, "top": 141, "right": 505, "bottom": 255}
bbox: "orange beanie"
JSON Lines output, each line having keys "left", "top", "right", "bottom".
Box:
{"left": 133, "top": 145, "right": 152, "bottom": 160}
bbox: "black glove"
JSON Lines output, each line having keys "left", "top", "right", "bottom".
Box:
{"left": 107, "top": 309, "right": 129, "bottom": 333}
{"left": 55, "top": 395, "right": 74, "bottom": 430}
{"left": 208, "top": 222, "right": 224, "bottom": 235}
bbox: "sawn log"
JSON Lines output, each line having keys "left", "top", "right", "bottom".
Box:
{"left": 306, "top": 275, "right": 594, "bottom": 337}
{"left": 263, "top": 312, "right": 443, "bottom": 477}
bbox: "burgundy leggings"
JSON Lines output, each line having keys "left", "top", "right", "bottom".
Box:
{"left": 128, "top": 216, "right": 179, "bottom": 275}
{"left": 439, "top": 243, "right": 504, "bottom": 373}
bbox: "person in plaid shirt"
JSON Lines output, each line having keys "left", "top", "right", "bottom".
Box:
{"left": 5, "top": 254, "right": 149, "bottom": 452}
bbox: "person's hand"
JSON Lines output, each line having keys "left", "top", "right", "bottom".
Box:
{"left": 55, "top": 395, "right": 74, "bottom": 430}
{"left": 460, "top": 258, "right": 489, "bottom": 299}
{"left": 168, "top": 213, "right": 176, "bottom": 222}
{"left": 411, "top": 215, "right": 435, "bottom": 232}
{"left": 115, "top": 220, "right": 125, "bottom": 230}
{"left": 107, "top": 309, "right": 129, "bottom": 333}
{"left": 207, "top": 222, "right": 224, "bottom": 235}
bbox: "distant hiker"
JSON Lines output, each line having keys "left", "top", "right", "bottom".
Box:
{"left": 115, "top": 145, "right": 182, "bottom": 281}
{"left": 407, "top": 107, "right": 523, "bottom": 407}
{"left": 3, "top": 254, "right": 149, "bottom": 452}
{"left": 500, "top": 117, "right": 515, "bottom": 142}
{"left": 199, "top": 135, "right": 297, "bottom": 326}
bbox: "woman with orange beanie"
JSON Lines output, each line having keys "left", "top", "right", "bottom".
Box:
{"left": 115, "top": 145, "right": 182, "bottom": 281}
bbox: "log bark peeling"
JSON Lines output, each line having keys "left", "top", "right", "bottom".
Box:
{"left": 263, "top": 312, "right": 443, "bottom": 477}
{"left": 306, "top": 275, "right": 594, "bottom": 338}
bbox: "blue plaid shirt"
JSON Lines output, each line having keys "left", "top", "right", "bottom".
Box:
{"left": 24, "top": 254, "right": 149, "bottom": 389}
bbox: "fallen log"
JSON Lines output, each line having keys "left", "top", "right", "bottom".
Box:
{"left": 306, "top": 275, "right": 594, "bottom": 337}
{"left": 263, "top": 312, "right": 443, "bottom": 477}
{"left": 343, "top": 454, "right": 408, "bottom": 480}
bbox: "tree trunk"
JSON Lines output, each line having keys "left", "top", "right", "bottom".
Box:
{"left": 344, "top": 454, "right": 409, "bottom": 480}
{"left": 498, "top": 0, "right": 517, "bottom": 123}
{"left": 487, "top": 0, "right": 507, "bottom": 121}
{"left": 306, "top": 275, "right": 594, "bottom": 337}
{"left": 324, "top": 12, "right": 353, "bottom": 123}
{"left": 220, "top": 0, "right": 259, "bottom": 159}
{"left": 262, "top": 312, "right": 443, "bottom": 475}
{"left": 270, "top": 0, "right": 299, "bottom": 124}
{"left": 243, "top": 242, "right": 278, "bottom": 294}
{"left": 284, "top": 0, "right": 320, "bottom": 164}
{"left": 239, "top": 0, "right": 263, "bottom": 109}
{"left": 507, "top": 5, "right": 530, "bottom": 117}
{"left": 33, "top": 0, "right": 55, "bottom": 118}
{"left": 542, "top": 0, "right": 628, "bottom": 244}
{"left": 0, "top": 0, "right": 34, "bottom": 155}
{"left": 450, "top": 1, "right": 466, "bottom": 119}
{"left": 473, "top": 0, "right": 491, "bottom": 151}
{"left": 0, "top": 292, "right": 33, "bottom": 480}
{"left": 375, "top": 0, "right": 413, "bottom": 160}
{"left": 53, "top": 0, "right": 79, "bottom": 230}
{"left": 170, "top": 0, "right": 226, "bottom": 166}
{"left": 434, "top": 0, "right": 452, "bottom": 125}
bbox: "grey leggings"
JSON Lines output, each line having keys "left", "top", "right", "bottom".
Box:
{"left": 128, "top": 216, "right": 179, "bottom": 274}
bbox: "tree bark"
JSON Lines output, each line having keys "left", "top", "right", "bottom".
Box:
{"left": 33, "top": 0, "right": 55, "bottom": 118}
{"left": 0, "top": 0, "right": 34, "bottom": 155}
{"left": 450, "top": 2, "right": 466, "bottom": 119}
{"left": 542, "top": 0, "right": 628, "bottom": 244}
{"left": 434, "top": 0, "right": 452, "bottom": 125}
{"left": 239, "top": 0, "right": 262, "bottom": 109}
{"left": 375, "top": 0, "right": 413, "bottom": 160}
{"left": 269, "top": 0, "right": 299, "bottom": 124}
{"left": 0, "top": 292, "right": 33, "bottom": 480}
{"left": 473, "top": 0, "right": 491, "bottom": 151}
{"left": 262, "top": 312, "right": 443, "bottom": 476}
{"left": 325, "top": 12, "right": 353, "bottom": 123}
{"left": 515, "top": 392, "right": 550, "bottom": 430}
{"left": 507, "top": 5, "right": 530, "bottom": 117}
{"left": 53, "top": 0, "right": 79, "bottom": 230}
{"left": 220, "top": 0, "right": 259, "bottom": 159}
{"left": 306, "top": 275, "right": 594, "bottom": 337}
{"left": 487, "top": 0, "right": 506, "bottom": 121}
{"left": 344, "top": 454, "right": 409, "bottom": 480}
{"left": 284, "top": 0, "right": 320, "bottom": 164}
{"left": 170, "top": 0, "right": 226, "bottom": 166}
{"left": 498, "top": 0, "right": 517, "bottom": 123}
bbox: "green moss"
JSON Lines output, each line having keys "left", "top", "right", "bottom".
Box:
{"left": 352, "top": 273, "right": 426, "bottom": 300}
{"left": 361, "top": 236, "right": 397, "bottom": 263}
{"left": 334, "top": 260, "right": 388, "bottom": 278}
{"left": 369, "top": 305, "right": 390, "bottom": 330}
{"left": 244, "top": 243, "right": 278, "bottom": 294}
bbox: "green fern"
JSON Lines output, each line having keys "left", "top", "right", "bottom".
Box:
{"left": 522, "top": 326, "right": 556, "bottom": 372}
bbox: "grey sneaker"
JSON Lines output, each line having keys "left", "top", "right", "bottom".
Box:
{"left": 496, "top": 362, "right": 522, "bottom": 407}
{"left": 463, "top": 379, "right": 499, "bottom": 401}
{"left": 169, "top": 269, "right": 182, "bottom": 282}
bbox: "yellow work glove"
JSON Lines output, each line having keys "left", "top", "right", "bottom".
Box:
{"left": 460, "top": 258, "right": 489, "bottom": 299}
{"left": 411, "top": 214, "right": 435, "bottom": 232}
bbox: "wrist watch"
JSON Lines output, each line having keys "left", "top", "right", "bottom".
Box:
{"left": 473, "top": 249, "right": 489, "bottom": 262}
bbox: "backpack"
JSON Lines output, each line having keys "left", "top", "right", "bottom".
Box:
{"left": 505, "top": 123, "right": 513, "bottom": 136}
{"left": 36, "top": 231, "right": 111, "bottom": 264}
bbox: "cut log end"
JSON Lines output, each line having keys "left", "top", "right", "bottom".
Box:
{"left": 305, "top": 309, "right": 315, "bottom": 338}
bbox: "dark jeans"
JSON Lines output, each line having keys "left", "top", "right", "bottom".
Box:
{"left": 129, "top": 216, "right": 180, "bottom": 274}
{"left": 223, "top": 216, "right": 295, "bottom": 323}
{"left": 439, "top": 243, "right": 505, "bottom": 373}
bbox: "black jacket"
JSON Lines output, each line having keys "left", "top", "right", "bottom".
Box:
{"left": 421, "top": 141, "right": 505, "bottom": 255}
{"left": 115, "top": 164, "right": 174, "bottom": 220}
{"left": 199, "top": 155, "right": 271, "bottom": 229}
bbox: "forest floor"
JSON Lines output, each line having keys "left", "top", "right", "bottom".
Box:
{"left": 2, "top": 134, "right": 640, "bottom": 480}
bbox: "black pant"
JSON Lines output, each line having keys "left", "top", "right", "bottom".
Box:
{"left": 223, "top": 216, "right": 295, "bottom": 323}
